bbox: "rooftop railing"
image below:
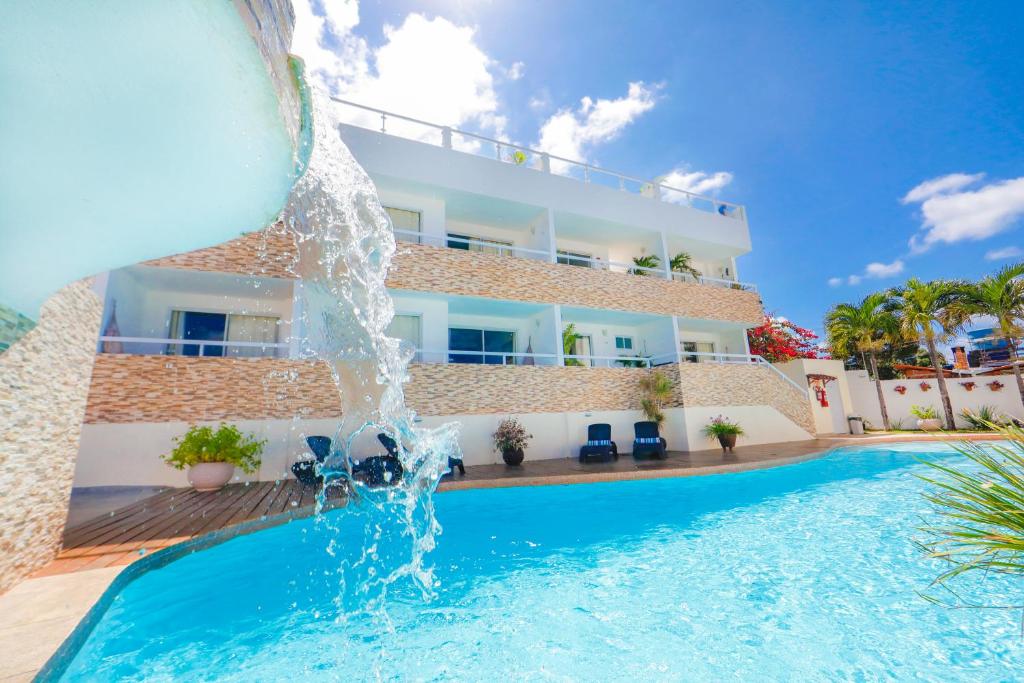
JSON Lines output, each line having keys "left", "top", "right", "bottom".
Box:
{"left": 98, "top": 336, "right": 289, "bottom": 358}
{"left": 331, "top": 97, "right": 746, "bottom": 222}
{"left": 677, "top": 351, "right": 805, "bottom": 392}
{"left": 393, "top": 229, "right": 758, "bottom": 291}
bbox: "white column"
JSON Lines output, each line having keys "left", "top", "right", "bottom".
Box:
{"left": 289, "top": 280, "right": 305, "bottom": 359}
{"left": 553, "top": 304, "right": 565, "bottom": 365}
{"left": 546, "top": 208, "right": 558, "bottom": 263}
{"left": 670, "top": 315, "right": 682, "bottom": 362}
{"left": 658, "top": 230, "right": 672, "bottom": 280}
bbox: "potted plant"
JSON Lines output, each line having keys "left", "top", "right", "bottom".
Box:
{"left": 163, "top": 423, "right": 265, "bottom": 491}
{"left": 894, "top": 385, "right": 907, "bottom": 395}
{"left": 493, "top": 417, "right": 532, "bottom": 466}
{"left": 919, "top": 381, "right": 932, "bottom": 392}
{"left": 988, "top": 380, "right": 1005, "bottom": 392}
{"left": 702, "top": 415, "right": 744, "bottom": 453}
{"left": 910, "top": 405, "right": 942, "bottom": 431}
{"left": 961, "top": 381, "right": 977, "bottom": 392}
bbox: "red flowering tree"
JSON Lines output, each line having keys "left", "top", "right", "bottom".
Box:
{"left": 747, "top": 315, "right": 824, "bottom": 363}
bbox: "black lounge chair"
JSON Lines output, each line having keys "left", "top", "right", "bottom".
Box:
{"left": 632, "top": 421, "right": 667, "bottom": 460}
{"left": 346, "top": 433, "right": 404, "bottom": 487}
{"left": 292, "top": 435, "right": 331, "bottom": 487}
{"left": 579, "top": 423, "right": 618, "bottom": 463}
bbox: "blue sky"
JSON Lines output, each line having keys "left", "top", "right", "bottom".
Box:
{"left": 296, "top": 0, "right": 1024, "bottom": 335}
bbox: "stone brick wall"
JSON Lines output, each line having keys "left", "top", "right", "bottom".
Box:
{"left": 145, "top": 229, "right": 764, "bottom": 324}
{"left": 676, "top": 362, "right": 815, "bottom": 435}
{"left": 83, "top": 356, "right": 683, "bottom": 423}
{"left": 0, "top": 281, "right": 102, "bottom": 592}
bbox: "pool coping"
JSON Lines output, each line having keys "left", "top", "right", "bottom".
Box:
{"left": 31, "top": 433, "right": 1004, "bottom": 680}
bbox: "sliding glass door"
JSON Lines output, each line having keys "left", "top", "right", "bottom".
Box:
{"left": 448, "top": 328, "right": 515, "bottom": 364}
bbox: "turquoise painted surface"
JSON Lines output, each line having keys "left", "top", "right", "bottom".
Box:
{"left": 0, "top": 1, "right": 298, "bottom": 318}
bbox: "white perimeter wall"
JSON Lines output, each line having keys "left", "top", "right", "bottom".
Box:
{"left": 75, "top": 404, "right": 811, "bottom": 487}
{"left": 846, "top": 370, "right": 1024, "bottom": 429}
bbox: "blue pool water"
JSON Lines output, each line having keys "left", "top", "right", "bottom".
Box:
{"left": 60, "top": 443, "right": 1022, "bottom": 680}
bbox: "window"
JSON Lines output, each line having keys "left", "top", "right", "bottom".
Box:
{"left": 681, "top": 341, "right": 715, "bottom": 363}
{"left": 448, "top": 328, "right": 515, "bottom": 364}
{"left": 557, "top": 250, "right": 592, "bottom": 268}
{"left": 385, "top": 207, "right": 421, "bottom": 243}
{"left": 388, "top": 314, "right": 422, "bottom": 361}
{"left": 615, "top": 336, "right": 634, "bottom": 351}
{"left": 447, "top": 233, "right": 514, "bottom": 256}
{"left": 167, "top": 311, "right": 280, "bottom": 357}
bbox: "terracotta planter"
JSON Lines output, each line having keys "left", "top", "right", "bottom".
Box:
{"left": 917, "top": 418, "right": 942, "bottom": 432}
{"left": 718, "top": 434, "right": 737, "bottom": 453}
{"left": 502, "top": 447, "right": 524, "bottom": 466}
{"left": 188, "top": 462, "right": 235, "bottom": 491}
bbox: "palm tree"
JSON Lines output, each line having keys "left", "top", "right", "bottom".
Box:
{"left": 887, "top": 278, "right": 966, "bottom": 430}
{"left": 669, "top": 252, "right": 702, "bottom": 281}
{"left": 825, "top": 292, "right": 898, "bottom": 430}
{"left": 638, "top": 372, "right": 674, "bottom": 425}
{"left": 955, "top": 263, "right": 1024, "bottom": 409}
{"left": 630, "top": 254, "right": 661, "bottom": 276}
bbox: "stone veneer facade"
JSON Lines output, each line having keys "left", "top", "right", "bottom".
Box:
{"left": 81, "top": 355, "right": 813, "bottom": 436}
{"left": 84, "top": 356, "right": 683, "bottom": 423}
{"left": 145, "top": 229, "right": 764, "bottom": 325}
{"left": 676, "top": 362, "right": 815, "bottom": 435}
{"left": 0, "top": 281, "right": 103, "bottom": 592}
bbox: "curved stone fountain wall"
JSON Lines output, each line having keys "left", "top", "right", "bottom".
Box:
{"left": 0, "top": 281, "right": 102, "bottom": 592}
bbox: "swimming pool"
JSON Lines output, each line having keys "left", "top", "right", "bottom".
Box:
{"left": 55, "top": 443, "right": 1022, "bottom": 680}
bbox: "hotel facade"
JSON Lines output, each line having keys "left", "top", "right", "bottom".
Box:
{"left": 75, "top": 100, "right": 826, "bottom": 487}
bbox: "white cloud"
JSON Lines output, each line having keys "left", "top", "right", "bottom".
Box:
{"left": 292, "top": 1, "right": 507, "bottom": 141}
{"left": 659, "top": 169, "right": 734, "bottom": 202}
{"left": 985, "top": 245, "right": 1024, "bottom": 261}
{"left": 506, "top": 61, "right": 525, "bottom": 80}
{"left": 902, "top": 174, "right": 1024, "bottom": 253}
{"left": 864, "top": 259, "right": 905, "bottom": 278}
{"left": 836, "top": 259, "right": 904, "bottom": 286}
{"left": 902, "top": 173, "right": 985, "bottom": 204}
{"left": 536, "top": 82, "right": 660, "bottom": 167}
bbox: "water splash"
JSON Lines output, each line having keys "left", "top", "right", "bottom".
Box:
{"left": 280, "top": 84, "right": 462, "bottom": 617}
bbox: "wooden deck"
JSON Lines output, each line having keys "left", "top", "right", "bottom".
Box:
{"left": 40, "top": 481, "right": 346, "bottom": 577}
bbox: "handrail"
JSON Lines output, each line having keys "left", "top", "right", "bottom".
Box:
{"left": 558, "top": 252, "right": 666, "bottom": 276}
{"left": 675, "top": 350, "right": 806, "bottom": 392}
{"left": 331, "top": 97, "right": 746, "bottom": 218}
{"left": 394, "top": 229, "right": 551, "bottom": 259}
{"left": 98, "top": 335, "right": 288, "bottom": 357}
{"left": 413, "top": 348, "right": 657, "bottom": 367}
{"left": 671, "top": 272, "right": 758, "bottom": 292}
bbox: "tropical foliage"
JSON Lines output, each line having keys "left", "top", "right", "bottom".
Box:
{"left": 562, "top": 323, "right": 583, "bottom": 366}
{"left": 163, "top": 423, "right": 264, "bottom": 473}
{"left": 701, "top": 415, "right": 745, "bottom": 439}
{"left": 959, "top": 405, "right": 1006, "bottom": 430}
{"left": 909, "top": 405, "right": 939, "bottom": 420}
{"left": 638, "top": 371, "right": 674, "bottom": 425}
{"left": 630, "top": 254, "right": 661, "bottom": 275}
{"left": 669, "top": 252, "right": 702, "bottom": 280}
{"left": 746, "top": 315, "right": 822, "bottom": 363}
{"left": 918, "top": 428, "right": 1024, "bottom": 605}
{"left": 825, "top": 292, "right": 898, "bottom": 429}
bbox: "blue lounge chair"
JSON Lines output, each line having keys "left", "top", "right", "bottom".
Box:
{"left": 291, "top": 435, "right": 330, "bottom": 487}
{"left": 579, "top": 423, "right": 618, "bottom": 463}
{"left": 632, "top": 421, "right": 667, "bottom": 460}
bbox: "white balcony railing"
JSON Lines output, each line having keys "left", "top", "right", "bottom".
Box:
{"left": 392, "top": 229, "right": 758, "bottom": 291}
{"left": 676, "top": 351, "right": 805, "bottom": 392}
{"left": 98, "top": 336, "right": 289, "bottom": 358}
{"left": 331, "top": 97, "right": 746, "bottom": 222}
{"left": 413, "top": 349, "right": 666, "bottom": 368}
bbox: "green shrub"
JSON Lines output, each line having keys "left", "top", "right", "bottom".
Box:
{"left": 162, "top": 423, "right": 265, "bottom": 473}
{"left": 959, "top": 405, "right": 1005, "bottom": 431}
{"left": 910, "top": 405, "right": 939, "bottom": 420}
{"left": 701, "top": 415, "right": 745, "bottom": 439}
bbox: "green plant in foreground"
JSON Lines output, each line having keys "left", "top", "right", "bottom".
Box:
{"left": 163, "top": 423, "right": 265, "bottom": 473}
{"left": 562, "top": 323, "right": 583, "bottom": 367}
{"left": 960, "top": 405, "right": 1006, "bottom": 431}
{"left": 910, "top": 405, "right": 939, "bottom": 420}
{"left": 701, "top": 415, "right": 745, "bottom": 440}
{"left": 638, "top": 372, "right": 674, "bottom": 425}
{"left": 493, "top": 417, "right": 532, "bottom": 453}
{"left": 917, "top": 426, "right": 1024, "bottom": 611}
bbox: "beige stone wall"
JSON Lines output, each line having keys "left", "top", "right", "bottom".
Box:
{"left": 676, "top": 362, "right": 815, "bottom": 435}
{"left": 145, "top": 229, "right": 763, "bottom": 324}
{"left": 83, "top": 356, "right": 684, "bottom": 423}
{"left": 0, "top": 281, "right": 103, "bottom": 592}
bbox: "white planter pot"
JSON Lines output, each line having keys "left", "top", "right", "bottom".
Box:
{"left": 188, "top": 462, "right": 235, "bottom": 491}
{"left": 917, "top": 418, "right": 942, "bottom": 432}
